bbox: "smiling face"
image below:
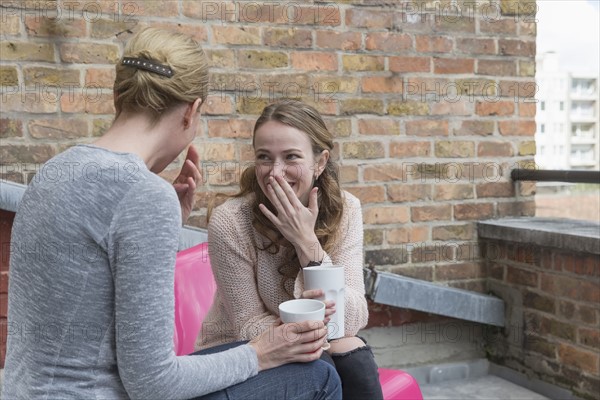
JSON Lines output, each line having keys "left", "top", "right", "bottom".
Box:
{"left": 254, "top": 120, "right": 329, "bottom": 205}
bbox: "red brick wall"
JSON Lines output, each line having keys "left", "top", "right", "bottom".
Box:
{"left": 483, "top": 239, "right": 600, "bottom": 399}
{"left": 0, "top": 210, "right": 15, "bottom": 369}
{"left": 1, "top": 0, "right": 537, "bottom": 349}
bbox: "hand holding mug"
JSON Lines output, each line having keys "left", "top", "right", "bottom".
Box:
{"left": 301, "top": 289, "right": 336, "bottom": 324}
{"left": 249, "top": 316, "right": 327, "bottom": 372}
{"left": 279, "top": 299, "right": 331, "bottom": 351}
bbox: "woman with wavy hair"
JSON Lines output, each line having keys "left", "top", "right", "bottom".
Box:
{"left": 198, "top": 99, "right": 383, "bottom": 400}
{"left": 3, "top": 30, "right": 340, "bottom": 400}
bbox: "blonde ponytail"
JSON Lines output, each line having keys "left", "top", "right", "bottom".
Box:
{"left": 114, "top": 27, "right": 209, "bottom": 124}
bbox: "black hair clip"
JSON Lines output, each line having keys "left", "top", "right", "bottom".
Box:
{"left": 122, "top": 57, "right": 174, "bottom": 78}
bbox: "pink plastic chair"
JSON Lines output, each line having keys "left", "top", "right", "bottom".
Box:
{"left": 173, "top": 242, "right": 423, "bottom": 400}
{"left": 173, "top": 242, "right": 216, "bottom": 356}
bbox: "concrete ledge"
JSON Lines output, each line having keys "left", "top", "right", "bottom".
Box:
{"left": 179, "top": 226, "right": 208, "bottom": 250}
{"left": 0, "top": 180, "right": 24, "bottom": 213}
{"left": 0, "top": 179, "right": 208, "bottom": 250}
{"left": 478, "top": 217, "right": 600, "bottom": 255}
{"left": 365, "top": 269, "right": 505, "bottom": 326}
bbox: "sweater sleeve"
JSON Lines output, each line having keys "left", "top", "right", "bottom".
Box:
{"left": 293, "top": 193, "right": 369, "bottom": 336}
{"left": 208, "top": 202, "right": 279, "bottom": 341}
{"left": 109, "top": 179, "right": 258, "bottom": 399}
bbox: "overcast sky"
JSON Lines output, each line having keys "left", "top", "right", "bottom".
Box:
{"left": 536, "top": 0, "right": 600, "bottom": 75}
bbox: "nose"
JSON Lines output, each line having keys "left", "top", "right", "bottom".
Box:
{"left": 270, "top": 162, "right": 284, "bottom": 180}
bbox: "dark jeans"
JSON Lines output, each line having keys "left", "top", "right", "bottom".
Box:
{"left": 320, "top": 338, "right": 384, "bottom": 400}
{"left": 189, "top": 341, "right": 342, "bottom": 400}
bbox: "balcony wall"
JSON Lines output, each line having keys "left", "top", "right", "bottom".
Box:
{"left": 479, "top": 218, "right": 600, "bottom": 400}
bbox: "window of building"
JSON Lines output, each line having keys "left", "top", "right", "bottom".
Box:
{"left": 541, "top": 101, "right": 545, "bottom": 111}
{"left": 541, "top": 124, "right": 545, "bottom": 133}
{"left": 559, "top": 101, "right": 564, "bottom": 111}
{"left": 571, "top": 146, "right": 595, "bottom": 161}
{"left": 571, "top": 101, "right": 595, "bottom": 117}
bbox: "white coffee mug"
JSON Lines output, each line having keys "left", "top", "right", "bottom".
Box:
{"left": 303, "top": 265, "right": 345, "bottom": 339}
{"left": 279, "top": 299, "right": 325, "bottom": 324}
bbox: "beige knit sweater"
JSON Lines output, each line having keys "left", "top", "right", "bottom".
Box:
{"left": 196, "top": 191, "right": 368, "bottom": 349}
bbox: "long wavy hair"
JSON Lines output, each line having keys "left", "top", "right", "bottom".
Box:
{"left": 210, "top": 99, "right": 344, "bottom": 292}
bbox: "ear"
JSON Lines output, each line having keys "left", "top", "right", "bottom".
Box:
{"left": 315, "top": 149, "right": 330, "bottom": 177}
{"left": 184, "top": 98, "right": 203, "bottom": 128}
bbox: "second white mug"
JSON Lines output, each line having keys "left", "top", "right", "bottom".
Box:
{"left": 303, "top": 265, "right": 345, "bottom": 340}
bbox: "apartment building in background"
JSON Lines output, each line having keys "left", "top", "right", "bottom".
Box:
{"left": 535, "top": 52, "right": 599, "bottom": 170}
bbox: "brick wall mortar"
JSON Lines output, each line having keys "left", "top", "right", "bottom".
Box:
{"left": 1, "top": 0, "right": 538, "bottom": 344}
{"left": 484, "top": 237, "right": 600, "bottom": 399}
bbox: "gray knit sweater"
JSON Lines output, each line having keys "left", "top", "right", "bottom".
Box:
{"left": 2, "top": 145, "right": 258, "bottom": 399}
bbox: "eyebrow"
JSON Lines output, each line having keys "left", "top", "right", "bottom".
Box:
{"left": 254, "top": 148, "right": 304, "bottom": 154}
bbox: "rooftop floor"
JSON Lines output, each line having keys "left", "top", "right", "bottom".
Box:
{"left": 361, "top": 324, "right": 581, "bottom": 400}
{"left": 421, "top": 375, "right": 550, "bottom": 400}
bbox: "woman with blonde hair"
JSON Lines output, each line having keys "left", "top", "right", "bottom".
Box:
{"left": 3, "top": 29, "right": 340, "bottom": 399}
{"left": 198, "top": 99, "right": 383, "bottom": 399}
